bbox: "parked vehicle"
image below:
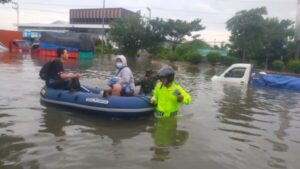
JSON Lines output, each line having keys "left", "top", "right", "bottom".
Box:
{"left": 212, "top": 63, "right": 300, "bottom": 92}
{"left": 0, "top": 42, "right": 8, "bottom": 53}
{"left": 211, "top": 63, "right": 252, "bottom": 85}
{"left": 10, "top": 39, "right": 31, "bottom": 53}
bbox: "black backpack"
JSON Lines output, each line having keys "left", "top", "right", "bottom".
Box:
{"left": 39, "top": 61, "right": 53, "bottom": 80}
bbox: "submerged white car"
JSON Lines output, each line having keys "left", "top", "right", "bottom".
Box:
{"left": 211, "top": 63, "right": 252, "bottom": 85}
{"left": 212, "top": 63, "right": 300, "bottom": 92}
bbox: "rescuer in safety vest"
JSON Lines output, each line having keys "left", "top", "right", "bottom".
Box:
{"left": 150, "top": 67, "right": 192, "bottom": 118}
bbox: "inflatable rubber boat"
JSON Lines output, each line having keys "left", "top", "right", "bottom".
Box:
{"left": 40, "top": 86, "right": 155, "bottom": 118}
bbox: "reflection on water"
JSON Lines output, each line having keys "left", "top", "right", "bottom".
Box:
{"left": 214, "top": 83, "right": 300, "bottom": 169}
{"left": 150, "top": 118, "right": 188, "bottom": 161}
{"left": 0, "top": 53, "right": 300, "bottom": 169}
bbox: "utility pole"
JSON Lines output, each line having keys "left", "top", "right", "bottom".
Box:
{"left": 101, "top": 0, "right": 106, "bottom": 56}
{"left": 295, "top": 0, "right": 300, "bottom": 59}
{"left": 11, "top": 1, "right": 19, "bottom": 29}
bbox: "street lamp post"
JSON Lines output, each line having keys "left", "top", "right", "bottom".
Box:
{"left": 11, "top": 1, "right": 19, "bottom": 29}
{"left": 101, "top": 0, "right": 105, "bottom": 56}
{"left": 146, "top": 7, "right": 151, "bottom": 20}
{"left": 296, "top": 0, "right": 300, "bottom": 59}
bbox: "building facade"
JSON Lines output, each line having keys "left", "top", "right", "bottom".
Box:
{"left": 70, "top": 8, "right": 136, "bottom": 25}
{"left": 18, "top": 8, "right": 136, "bottom": 40}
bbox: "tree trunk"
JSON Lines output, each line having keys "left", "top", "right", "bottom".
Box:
{"left": 265, "top": 55, "right": 269, "bottom": 70}
{"left": 242, "top": 48, "right": 246, "bottom": 63}
{"left": 296, "top": 41, "right": 300, "bottom": 60}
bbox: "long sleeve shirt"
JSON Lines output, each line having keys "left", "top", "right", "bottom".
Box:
{"left": 151, "top": 81, "right": 192, "bottom": 118}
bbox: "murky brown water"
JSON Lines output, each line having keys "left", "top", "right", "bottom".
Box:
{"left": 0, "top": 53, "right": 300, "bottom": 169}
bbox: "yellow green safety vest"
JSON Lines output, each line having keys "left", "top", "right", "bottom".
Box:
{"left": 151, "top": 82, "right": 192, "bottom": 118}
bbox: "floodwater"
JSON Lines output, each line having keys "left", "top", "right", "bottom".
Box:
{"left": 0, "top": 53, "right": 300, "bottom": 169}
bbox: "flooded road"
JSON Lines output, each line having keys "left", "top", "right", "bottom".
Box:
{"left": 0, "top": 53, "right": 300, "bottom": 169}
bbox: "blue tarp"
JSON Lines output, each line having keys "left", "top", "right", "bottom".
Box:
{"left": 40, "top": 32, "right": 94, "bottom": 51}
{"left": 40, "top": 41, "right": 79, "bottom": 51}
{"left": 251, "top": 73, "right": 300, "bottom": 91}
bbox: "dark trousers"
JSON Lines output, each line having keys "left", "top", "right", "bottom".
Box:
{"left": 47, "top": 78, "right": 81, "bottom": 90}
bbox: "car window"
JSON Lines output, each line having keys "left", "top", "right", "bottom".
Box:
{"left": 32, "top": 44, "right": 39, "bottom": 50}
{"left": 15, "top": 41, "right": 30, "bottom": 47}
{"left": 224, "top": 67, "right": 246, "bottom": 78}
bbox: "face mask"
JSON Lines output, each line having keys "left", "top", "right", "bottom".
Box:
{"left": 115, "top": 62, "right": 123, "bottom": 69}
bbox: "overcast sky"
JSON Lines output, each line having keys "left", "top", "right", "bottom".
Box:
{"left": 0, "top": 0, "right": 297, "bottom": 43}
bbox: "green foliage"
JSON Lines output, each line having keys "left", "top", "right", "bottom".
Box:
{"left": 287, "top": 60, "right": 300, "bottom": 73}
{"left": 220, "top": 56, "right": 238, "bottom": 66}
{"left": 175, "top": 45, "right": 192, "bottom": 61}
{"left": 154, "top": 39, "right": 205, "bottom": 64}
{"left": 226, "top": 7, "right": 267, "bottom": 62}
{"left": 94, "top": 44, "right": 114, "bottom": 55}
{"left": 109, "top": 16, "right": 205, "bottom": 57}
{"left": 174, "top": 41, "right": 205, "bottom": 64}
{"left": 181, "top": 39, "right": 209, "bottom": 49}
{"left": 207, "top": 52, "right": 220, "bottom": 66}
{"left": 153, "top": 46, "right": 172, "bottom": 60}
{"left": 164, "top": 19, "right": 205, "bottom": 50}
{"left": 109, "top": 15, "right": 145, "bottom": 57}
{"left": 271, "top": 60, "right": 285, "bottom": 71}
{"left": 258, "top": 18, "right": 294, "bottom": 68}
{"left": 185, "top": 50, "right": 202, "bottom": 64}
{"left": 226, "top": 6, "right": 294, "bottom": 68}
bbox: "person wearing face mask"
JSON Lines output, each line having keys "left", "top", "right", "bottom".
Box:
{"left": 102, "top": 55, "right": 135, "bottom": 96}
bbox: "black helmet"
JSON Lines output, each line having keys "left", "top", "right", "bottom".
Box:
{"left": 158, "top": 67, "right": 175, "bottom": 82}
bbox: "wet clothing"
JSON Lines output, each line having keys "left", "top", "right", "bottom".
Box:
{"left": 151, "top": 82, "right": 192, "bottom": 118}
{"left": 138, "top": 77, "right": 157, "bottom": 95}
{"left": 45, "top": 59, "right": 80, "bottom": 90}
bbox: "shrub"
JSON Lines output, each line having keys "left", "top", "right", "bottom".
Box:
{"left": 207, "top": 52, "right": 220, "bottom": 66}
{"left": 95, "top": 44, "right": 113, "bottom": 54}
{"left": 185, "top": 50, "right": 202, "bottom": 64}
{"left": 220, "top": 56, "right": 238, "bottom": 66}
{"left": 287, "top": 60, "right": 300, "bottom": 73}
{"left": 272, "top": 60, "right": 285, "bottom": 71}
{"left": 153, "top": 46, "right": 172, "bottom": 60}
{"left": 175, "top": 45, "right": 192, "bottom": 61}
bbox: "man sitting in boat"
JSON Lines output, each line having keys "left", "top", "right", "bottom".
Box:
{"left": 44, "top": 48, "right": 81, "bottom": 90}
{"left": 102, "top": 55, "right": 135, "bottom": 96}
{"left": 135, "top": 69, "right": 158, "bottom": 95}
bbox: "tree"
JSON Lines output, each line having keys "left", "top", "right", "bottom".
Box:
{"left": 109, "top": 14, "right": 146, "bottom": 57}
{"left": 164, "top": 19, "right": 205, "bottom": 51}
{"left": 0, "top": 0, "right": 11, "bottom": 4}
{"left": 259, "top": 18, "right": 294, "bottom": 69}
{"left": 109, "top": 16, "right": 205, "bottom": 57}
{"left": 207, "top": 52, "right": 220, "bottom": 66}
{"left": 143, "top": 18, "right": 168, "bottom": 54}
{"left": 226, "top": 7, "right": 267, "bottom": 62}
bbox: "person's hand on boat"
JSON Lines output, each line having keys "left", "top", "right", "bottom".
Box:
{"left": 150, "top": 99, "right": 157, "bottom": 105}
